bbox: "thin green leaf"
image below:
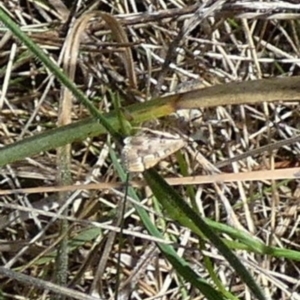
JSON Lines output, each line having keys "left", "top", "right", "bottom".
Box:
{"left": 143, "top": 169, "right": 267, "bottom": 300}
{"left": 110, "top": 149, "right": 224, "bottom": 300}
{"left": 0, "top": 8, "right": 121, "bottom": 142}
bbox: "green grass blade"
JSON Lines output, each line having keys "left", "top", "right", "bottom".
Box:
{"left": 110, "top": 149, "right": 225, "bottom": 299}
{"left": 0, "top": 8, "right": 120, "bottom": 141}
{"left": 143, "top": 169, "right": 267, "bottom": 300}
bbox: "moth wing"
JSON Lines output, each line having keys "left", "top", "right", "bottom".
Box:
{"left": 122, "top": 132, "right": 186, "bottom": 173}
{"left": 142, "top": 138, "right": 186, "bottom": 167}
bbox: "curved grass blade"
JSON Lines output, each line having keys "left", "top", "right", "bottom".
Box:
{"left": 110, "top": 149, "right": 225, "bottom": 299}
{"left": 0, "top": 8, "right": 121, "bottom": 142}
{"left": 143, "top": 169, "right": 267, "bottom": 300}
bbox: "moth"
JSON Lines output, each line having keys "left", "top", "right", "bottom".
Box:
{"left": 121, "top": 129, "right": 186, "bottom": 173}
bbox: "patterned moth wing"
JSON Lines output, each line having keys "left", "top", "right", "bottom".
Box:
{"left": 121, "top": 130, "right": 186, "bottom": 173}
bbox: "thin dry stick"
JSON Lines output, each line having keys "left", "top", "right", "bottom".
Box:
{"left": 154, "top": 0, "right": 226, "bottom": 95}
{"left": 187, "top": 146, "right": 245, "bottom": 230}
{"left": 215, "top": 133, "right": 300, "bottom": 168}
{"left": 57, "top": 12, "right": 138, "bottom": 298}
{"left": 89, "top": 196, "right": 127, "bottom": 298}
{"left": 0, "top": 202, "right": 170, "bottom": 244}
{"left": 117, "top": 244, "right": 158, "bottom": 300}
{"left": 0, "top": 166, "right": 300, "bottom": 197}
{"left": 53, "top": 3, "right": 80, "bottom": 294}
{"left": 0, "top": 266, "right": 100, "bottom": 300}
